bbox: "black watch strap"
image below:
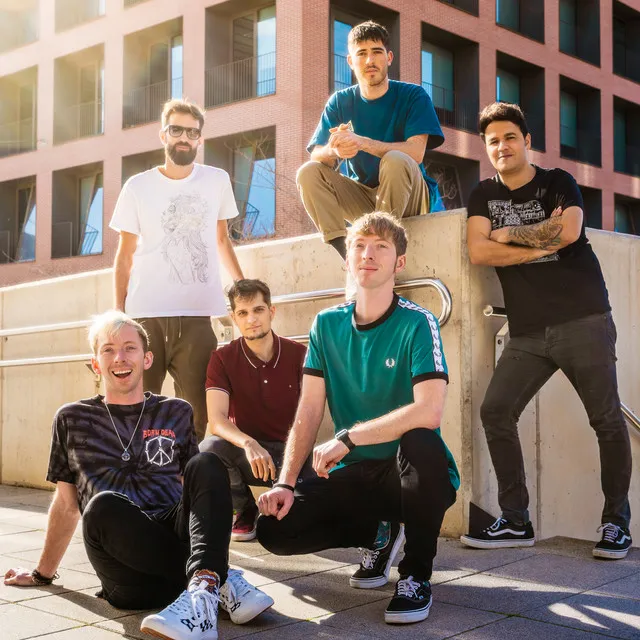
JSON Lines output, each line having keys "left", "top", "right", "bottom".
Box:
{"left": 273, "top": 483, "right": 295, "bottom": 492}
{"left": 335, "top": 428, "right": 356, "bottom": 451}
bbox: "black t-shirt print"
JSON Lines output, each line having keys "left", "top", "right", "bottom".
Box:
{"left": 467, "top": 166, "right": 610, "bottom": 336}
{"left": 46, "top": 393, "right": 198, "bottom": 515}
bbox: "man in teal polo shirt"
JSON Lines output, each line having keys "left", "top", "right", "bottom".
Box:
{"left": 257, "top": 212, "right": 458, "bottom": 626}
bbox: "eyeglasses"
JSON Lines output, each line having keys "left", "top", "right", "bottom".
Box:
{"left": 164, "top": 125, "right": 202, "bottom": 140}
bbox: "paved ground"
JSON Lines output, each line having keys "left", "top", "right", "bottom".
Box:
{"left": 0, "top": 485, "right": 639, "bottom": 640}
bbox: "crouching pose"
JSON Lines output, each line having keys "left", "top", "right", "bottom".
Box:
{"left": 257, "top": 212, "right": 459, "bottom": 625}
{"left": 4, "top": 311, "right": 272, "bottom": 640}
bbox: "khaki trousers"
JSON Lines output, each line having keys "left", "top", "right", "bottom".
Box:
{"left": 136, "top": 316, "right": 217, "bottom": 442}
{"left": 296, "top": 150, "right": 430, "bottom": 242}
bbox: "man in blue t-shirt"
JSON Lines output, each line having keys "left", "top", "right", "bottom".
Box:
{"left": 297, "top": 20, "right": 445, "bottom": 260}
{"left": 257, "top": 212, "right": 458, "bottom": 626}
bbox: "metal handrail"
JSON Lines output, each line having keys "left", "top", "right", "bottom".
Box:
{"left": 622, "top": 402, "right": 640, "bottom": 436}
{"left": 0, "top": 278, "right": 451, "bottom": 367}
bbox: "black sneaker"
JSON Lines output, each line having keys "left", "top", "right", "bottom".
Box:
{"left": 350, "top": 522, "right": 405, "bottom": 589}
{"left": 460, "top": 517, "right": 535, "bottom": 549}
{"left": 384, "top": 575, "right": 432, "bottom": 624}
{"left": 593, "top": 523, "right": 632, "bottom": 559}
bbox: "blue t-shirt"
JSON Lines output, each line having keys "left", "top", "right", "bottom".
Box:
{"left": 307, "top": 80, "right": 445, "bottom": 194}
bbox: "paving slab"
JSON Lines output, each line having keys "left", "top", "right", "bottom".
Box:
{"left": 485, "top": 552, "right": 640, "bottom": 591}
{"left": 5, "top": 540, "right": 90, "bottom": 568}
{"left": 524, "top": 591, "right": 640, "bottom": 639}
{"left": 434, "top": 538, "right": 538, "bottom": 573}
{"left": 0, "top": 522, "right": 38, "bottom": 536}
{"left": 35, "top": 626, "right": 134, "bottom": 639}
{"left": 0, "top": 530, "right": 48, "bottom": 553}
{"left": 0, "top": 567, "right": 101, "bottom": 603}
{"left": 234, "top": 620, "right": 373, "bottom": 639}
{"left": 316, "top": 599, "right": 506, "bottom": 639}
{"left": 0, "top": 602, "right": 82, "bottom": 639}
{"left": 450, "top": 615, "right": 629, "bottom": 639}
{"left": 590, "top": 571, "right": 640, "bottom": 601}
{"left": 434, "top": 572, "right": 578, "bottom": 615}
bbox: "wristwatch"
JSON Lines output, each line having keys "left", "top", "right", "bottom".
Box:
{"left": 335, "top": 428, "right": 356, "bottom": 451}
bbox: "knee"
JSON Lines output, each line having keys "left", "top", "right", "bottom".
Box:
{"left": 82, "top": 492, "right": 129, "bottom": 535}
{"left": 480, "top": 395, "right": 516, "bottom": 434}
{"left": 199, "top": 435, "right": 232, "bottom": 457}
{"left": 256, "top": 515, "right": 293, "bottom": 556}
{"left": 399, "top": 428, "right": 445, "bottom": 462}
{"left": 296, "top": 161, "right": 324, "bottom": 188}
{"left": 184, "top": 452, "right": 230, "bottom": 488}
{"left": 379, "top": 150, "right": 415, "bottom": 172}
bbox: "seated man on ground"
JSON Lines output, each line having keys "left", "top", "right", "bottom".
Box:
{"left": 4, "top": 311, "right": 273, "bottom": 640}
{"left": 257, "top": 212, "right": 459, "bottom": 625}
{"left": 200, "top": 279, "right": 311, "bottom": 541}
{"left": 297, "top": 21, "right": 445, "bottom": 263}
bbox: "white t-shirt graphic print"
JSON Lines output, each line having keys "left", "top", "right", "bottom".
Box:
{"left": 110, "top": 164, "right": 239, "bottom": 317}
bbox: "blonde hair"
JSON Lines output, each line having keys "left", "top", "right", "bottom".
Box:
{"left": 161, "top": 99, "right": 205, "bottom": 130}
{"left": 346, "top": 212, "right": 408, "bottom": 256}
{"left": 88, "top": 311, "right": 149, "bottom": 355}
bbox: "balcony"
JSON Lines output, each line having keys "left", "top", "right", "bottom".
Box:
{"left": 615, "top": 144, "right": 640, "bottom": 177}
{"left": 560, "top": 126, "right": 601, "bottom": 166}
{"left": 613, "top": 1, "right": 640, "bottom": 84}
{"left": 55, "top": 101, "right": 103, "bottom": 144}
{"left": 333, "top": 54, "right": 353, "bottom": 92}
{"left": 0, "top": 119, "right": 36, "bottom": 158}
{"left": 123, "top": 80, "right": 173, "bottom": 128}
{"left": 205, "top": 53, "right": 276, "bottom": 108}
{"left": 422, "top": 82, "right": 477, "bottom": 133}
{"left": 496, "top": 0, "right": 545, "bottom": 43}
{"left": 0, "top": 4, "right": 38, "bottom": 54}
{"left": 55, "top": 0, "right": 105, "bottom": 32}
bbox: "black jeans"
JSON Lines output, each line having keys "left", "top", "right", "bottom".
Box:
{"left": 82, "top": 452, "right": 233, "bottom": 609}
{"left": 481, "top": 312, "right": 632, "bottom": 528}
{"left": 257, "top": 429, "right": 456, "bottom": 581}
{"left": 199, "top": 436, "right": 315, "bottom": 514}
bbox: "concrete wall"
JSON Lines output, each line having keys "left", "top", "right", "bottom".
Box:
{"left": 0, "top": 210, "right": 638, "bottom": 543}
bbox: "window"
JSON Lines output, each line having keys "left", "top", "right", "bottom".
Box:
{"left": 560, "top": 91, "right": 577, "bottom": 149}
{"left": 496, "top": 68, "right": 520, "bottom": 104}
{"left": 16, "top": 184, "right": 36, "bottom": 262}
{"left": 559, "top": 0, "right": 576, "bottom": 55}
{"left": 496, "top": 0, "right": 519, "bottom": 31}
{"left": 421, "top": 43, "right": 454, "bottom": 111}
{"left": 614, "top": 201, "right": 638, "bottom": 235}
{"left": 171, "top": 36, "right": 183, "bottom": 99}
{"left": 257, "top": 6, "right": 276, "bottom": 96}
{"left": 614, "top": 108, "right": 627, "bottom": 172}
{"left": 78, "top": 173, "right": 103, "bottom": 255}
{"left": 333, "top": 19, "right": 353, "bottom": 91}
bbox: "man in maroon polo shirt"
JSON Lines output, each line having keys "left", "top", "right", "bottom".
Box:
{"left": 200, "top": 279, "right": 310, "bottom": 541}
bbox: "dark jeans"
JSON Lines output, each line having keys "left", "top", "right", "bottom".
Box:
{"left": 82, "top": 452, "right": 232, "bottom": 609}
{"left": 481, "top": 312, "right": 632, "bottom": 528}
{"left": 199, "top": 436, "right": 315, "bottom": 514}
{"left": 257, "top": 429, "right": 456, "bottom": 581}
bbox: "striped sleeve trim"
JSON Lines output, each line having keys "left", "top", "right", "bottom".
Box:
{"left": 205, "top": 387, "right": 231, "bottom": 395}
{"left": 397, "top": 299, "right": 446, "bottom": 373}
{"left": 302, "top": 367, "right": 325, "bottom": 378}
{"left": 412, "top": 372, "right": 449, "bottom": 385}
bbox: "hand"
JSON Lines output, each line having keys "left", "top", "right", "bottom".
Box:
{"left": 489, "top": 227, "right": 512, "bottom": 244}
{"left": 550, "top": 206, "right": 563, "bottom": 217}
{"left": 329, "top": 128, "right": 363, "bottom": 159}
{"left": 4, "top": 567, "right": 41, "bottom": 587}
{"left": 313, "top": 438, "right": 349, "bottom": 479}
{"left": 257, "top": 486, "right": 294, "bottom": 520}
{"left": 243, "top": 440, "right": 276, "bottom": 482}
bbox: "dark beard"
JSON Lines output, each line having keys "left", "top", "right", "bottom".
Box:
{"left": 167, "top": 144, "right": 197, "bottom": 166}
{"left": 244, "top": 330, "right": 270, "bottom": 341}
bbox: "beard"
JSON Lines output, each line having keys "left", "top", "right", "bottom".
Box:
{"left": 244, "top": 329, "right": 270, "bottom": 341}
{"left": 167, "top": 143, "right": 197, "bottom": 166}
{"left": 364, "top": 67, "right": 388, "bottom": 87}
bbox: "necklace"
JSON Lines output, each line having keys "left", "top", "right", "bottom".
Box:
{"left": 103, "top": 394, "right": 146, "bottom": 462}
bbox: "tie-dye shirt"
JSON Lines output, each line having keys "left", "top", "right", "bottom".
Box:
{"left": 46, "top": 393, "right": 198, "bottom": 515}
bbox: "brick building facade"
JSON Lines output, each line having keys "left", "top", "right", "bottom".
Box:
{"left": 0, "top": 0, "right": 639, "bottom": 287}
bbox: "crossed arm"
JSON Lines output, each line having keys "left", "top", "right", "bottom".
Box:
{"left": 4, "top": 482, "right": 80, "bottom": 586}
{"left": 258, "top": 375, "right": 447, "bottom": 520}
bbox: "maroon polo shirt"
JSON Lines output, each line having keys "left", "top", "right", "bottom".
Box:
{"left": 205, "top": 332, "right": 306, "bottom": 442}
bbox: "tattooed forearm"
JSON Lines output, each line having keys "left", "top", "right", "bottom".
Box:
{"left": 507, "top": 216, "right": 564, "bottom": 249}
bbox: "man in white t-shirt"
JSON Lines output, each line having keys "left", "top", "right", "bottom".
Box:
{"left": 110, "top": 99, "right": 244, "bottom": 440}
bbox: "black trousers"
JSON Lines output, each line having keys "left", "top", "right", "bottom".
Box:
{"left": 481, "top": 312, "right": 632, "bottom": 528}
{"left": 82, "top": 452, "right": 232, "bottom": 609}
{"left": 257, "top": 429, "right": 456, "bottom": 581}
{"left": 199, "top": 436, "right": 315, "bottom": 514}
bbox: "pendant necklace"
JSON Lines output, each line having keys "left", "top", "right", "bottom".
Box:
{"left": 103, "top": 394, "right": 146, "bottom": 462}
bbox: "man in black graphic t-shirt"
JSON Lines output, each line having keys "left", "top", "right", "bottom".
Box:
{"left": 4, "top": 312, "right": 273, "bottom": 640}
{"left": 461, "top": 102, "right": 632, "bottom": 559}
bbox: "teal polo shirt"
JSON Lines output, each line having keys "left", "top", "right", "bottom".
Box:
{"left": 303, "top": 294, "right": 459, "bottom": 490}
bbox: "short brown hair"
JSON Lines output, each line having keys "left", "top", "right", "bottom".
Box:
{"left": 88, "top": 311, "right": 149, "bottom": 355}
{"left": 228, "top": 279, "right": 272, "bottom": 311}
{"left": 348, "top": 21, "right": 390, "bottom": 49}
{"left": 479, "top": 102, "right": 529, "bottom": 139}
{"left": 161, "top": 99, "right": 205, "bottom": 131}
{"left": 346, "top": 212, "right": 408, "bottom": 257}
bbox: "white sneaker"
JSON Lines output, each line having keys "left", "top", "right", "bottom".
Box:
{"left": 219, "top": 568, "right": 274, "bottom": 624}
{"left": 141, "top": 571, "right": 219, "bottom": 640}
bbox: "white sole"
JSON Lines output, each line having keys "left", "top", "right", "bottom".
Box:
{"left": 459, "top": 535, "right": 535, "bottom": 550}
{"left": 385, "top": 600, "right": 431, "bottom": 624}
{"left": 140, "top": 624, "right": 218, "bottom": 640}
{"left": 350, "top": 524, "right": 406, "bottom": 589}
{"left": 231, "top": 530, "right": 257, "bottom": 542}
{"left": 225, "top": 596, "right": 274, "bottom": 625}
{"left": 593, "top": 548, "right": 629, "bottom": 559}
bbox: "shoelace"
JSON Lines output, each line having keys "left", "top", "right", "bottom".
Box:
{"left": 487, "top": 517, "right": 508, "bottom": 532}
{"left": 224, "top": 568, "right": 254, "bottom": 604}
{"left": 190, "top": 584, "right": 220, "bottom": 623}
{"left": 597, "top": 522, "right": 620, "bottom": 543}
{"left": 360, "top": 547, "right": 381, "bottom": 570}
{"left": 166, "top": 590, "right": 196, "bottom": 618}
{"left": 396, "top": 576, "right": 421, "bottom": 598}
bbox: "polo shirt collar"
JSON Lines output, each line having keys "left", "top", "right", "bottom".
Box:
{"left": 240, "top": 331, "right": 282, "bottom": 369}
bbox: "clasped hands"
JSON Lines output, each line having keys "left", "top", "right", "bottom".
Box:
{"left": 257, "top": 437, "right": 350, "bottom": 520}
{"left": 328, "top": 122, "right": 365, "bottom": 159}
